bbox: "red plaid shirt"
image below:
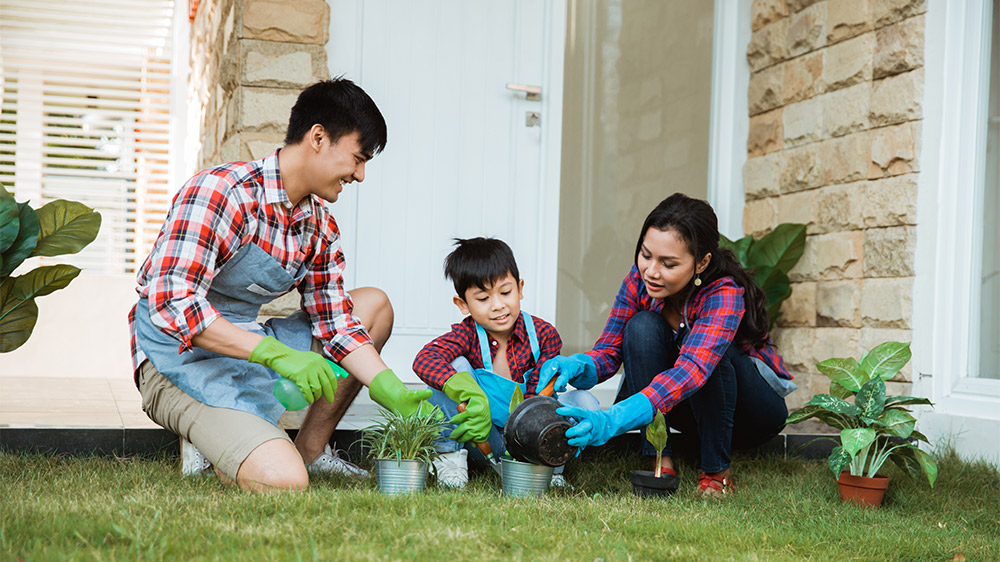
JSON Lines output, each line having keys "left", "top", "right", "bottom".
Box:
{"left": 587, "top": 266, "right": 791, "bottom": 413}
{"left": 129, "top": 150, "right": 372, "bottom": 375}
{"left": 412, "top": 313, "right": 562, "bottom": 395}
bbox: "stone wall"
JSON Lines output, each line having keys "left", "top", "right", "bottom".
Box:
{"left": 188, "top": 0, "right": 330, "bottom": 170}
{"left": 744, "top": 0, "right": 925, "bottom": 407}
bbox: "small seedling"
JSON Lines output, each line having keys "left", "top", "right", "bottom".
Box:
{"left": 509, "top": 385, "right": 525, "bottom": 414}
{"left": 361, "top": 406, "right": 446, "bottom": 464}
{"left": 645, "top": 411, "right": 668, "bottom": 478}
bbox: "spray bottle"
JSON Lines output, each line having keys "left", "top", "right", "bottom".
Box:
{"left": 273, "top": 359, "right": 349, "bottom": 411}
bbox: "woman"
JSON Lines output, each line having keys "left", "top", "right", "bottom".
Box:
{"left": 541, "top": 193, "right": 795, "bottom": 496}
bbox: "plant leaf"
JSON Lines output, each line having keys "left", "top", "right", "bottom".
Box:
{"left": 747, "top": 223, "right": 807, "bottom": 272}
{"left": 0, "top": 289, "right": 38, "bottom": 352}
{"left": 11, "top": 264, "right": 82, "bottom": 300}
{"left": 719, "top": 234, "right": 753, "bottom": 265}
{"left": 1, "top": 203, "right": 40, "bottom": 277}
{"left": 31, "top": 200, "right": 101, "bottom": 257}
{"left": 829, "top": 381, "right": 853, "bottom": 399}
{"left": 806, "top": 394, "right": 862, "bottom": 417}
{"left": 840, "top": 428, "right": 877, "bottom": 459}
{"left": 0, "top": 185, "right": 20, "bottom": 254}
{"left": 877, "top": 408, "right": 915, "bottom": 439}
{"left": 856, "top": 377, "right": 887, "bottom": 419}
{"left": 885, "top": 395, "right": 934, "bottom": 408}
{"left": 786, "top": 404, "right": 852, "bottom": 430}
{"left": 509, "top": 385, "right": 524, "bottom": 415}
{"left": 859, "top": 341, "right": 912, "bottom": 381}
{"left": 816, "top": 357, "right": 869, "bottom": 391}
{"left": 645, "top": 411, "right": 668, "bottom": 452}
{"left": 912, "top": 447, "right": 938, "bottom": 487}
{"left": 828, "top": 446, "right": 852, "bottom": 477}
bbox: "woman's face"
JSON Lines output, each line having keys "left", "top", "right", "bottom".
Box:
{"left": 637, "top": 227, "right": 707, "bottom": 300}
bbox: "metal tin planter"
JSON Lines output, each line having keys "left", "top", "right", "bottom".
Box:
{"left": 375, "top": 459, "right": 429, "bottom": 495}
{"left": 501, "top": 458, "right": 554, "bottom": 497}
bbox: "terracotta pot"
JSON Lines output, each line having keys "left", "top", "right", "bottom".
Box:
{"left": 837, "top": 471, "right": 890, "bottom": 507}
{"left": 629, "top": 470, "right": 680, "bottom": 498}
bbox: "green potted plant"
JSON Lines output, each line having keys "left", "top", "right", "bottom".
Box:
{"left": 501, "top": 386, "right": 555, "bottom": 497}
{"left": 785, "top": 341, "right": 938, "bottom": 507}
{"left": 362, "top": 406, "right": 445, "bottom": 494}
{"left": 719, "top": 223, "right": 806, "bottom": 328}
{"left": 0, "top": 185, "right": 101, "bottom": 352}
{"left": 628, "top": 411, "right": 680, "bottom": 498}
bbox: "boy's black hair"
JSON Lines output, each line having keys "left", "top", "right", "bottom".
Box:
{"left": 444, "top": 237, "right": 520, "bottom": 298}
{"left": 284, "top": 77, "right": 387, "bottom": 158}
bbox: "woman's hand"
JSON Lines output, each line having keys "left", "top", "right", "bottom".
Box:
{"left": 556, "top": 393, "right": 656, "bottom": 449}
{"left": 537, "top": 354, "right": 599, "bottom": 393}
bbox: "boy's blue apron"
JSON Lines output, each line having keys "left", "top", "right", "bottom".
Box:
{"left": 133, "top": 243, "right": 317, "bottom": 425}
{"left": 467, "top": 312, "right": 540, "bottom": 428}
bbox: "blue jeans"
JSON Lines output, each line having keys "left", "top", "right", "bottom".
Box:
{"left": 619, "top": 310, "right": 788, "bottom": 473}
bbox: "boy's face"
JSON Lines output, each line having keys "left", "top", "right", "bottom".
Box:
{"left": 454, "top": 274, "right": 524, "bottom": 338}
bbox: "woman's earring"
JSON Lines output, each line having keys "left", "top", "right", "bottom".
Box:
{"left": 694, "top": 272, "right": 702, "bottom": 287}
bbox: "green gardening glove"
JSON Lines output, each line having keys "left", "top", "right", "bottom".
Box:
{"left": 368, "top": 369, "right": 437, "bottom": 417}
{"left": 442, "top": 371, "right": 492, "bottom": 443}
{"left": 249, "top": 336, "right": 338, "bottom": 404}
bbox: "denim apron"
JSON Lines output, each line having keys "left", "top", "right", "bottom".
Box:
{"left": 466, "top": 312, "right": 540, "bottom": 427}
{"left": 134, "top": 243, "right": 317, "bottom": 425}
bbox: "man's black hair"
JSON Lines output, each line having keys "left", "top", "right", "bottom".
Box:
{"left": 444, "top": 237, "right": 520, "bottom": 298}
{"left": 284, "top": 77, "right": 387, "bottom": 158}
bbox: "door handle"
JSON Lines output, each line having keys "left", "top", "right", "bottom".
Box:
{"left": 505, "top": 82, "right": 541, "bottom": 101}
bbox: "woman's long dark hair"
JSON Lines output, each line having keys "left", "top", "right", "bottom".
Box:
{"left": 634, "top": 193, "right": 771, "bottom": 349}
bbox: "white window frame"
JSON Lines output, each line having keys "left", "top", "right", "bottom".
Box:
{"left": 914, "top": 0, "right": 1000, "bottom": 464}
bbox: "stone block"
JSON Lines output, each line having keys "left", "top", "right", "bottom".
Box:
{"left": 779, "top": 281, "right": 817, "bottom": 327}
{"left": 240, "top": 86, "right": 300, "bottom": 133}
{"left": 219, "top": 134, "right": 241, "bottom": 163}
{"left": 816, "top": 279, "right": 860, "bottom": 327}
{"left": 813, "top": 181, "right": 865, "bottom": 233}
{"left": 748, "top": 18, "right": 790, "bottom": 71}
{"left": 869, "top": 121, "right": 921, "bottom": 178}
{"left": 821, "top": 133, "right": 870, "bottom": 185}
{"left": 784, "top": 51, "right": 825, "bottom": 103}
{"left": 787, "top": 0, "right": 824, "bottom": 12}
{"left": 243, "top": 0, "right": 329, "bottom": 45}
{"left": 748, "top": 108, "right": 785, "bottom": 156}
{"left": 753, "top": 0, "right": 789, "bottom": 31}
{"left": 776, "top": 189, "right": 817, "bottom": 230}
{"left": 744, "top": 197, "right": 779, "bottom": 237}
{"left": 828, "top": 0, "right": 872, "bottom": 43}
{"left": 792, "top": 231, "right": 864, "bottom": 282}
{"left": 243, "top": 41, "right": 328, "bottom": 88}
{"left": 783, "top": 96, "right": 824, "bottom": 147}
{"left": 874, "top": 16, "right": 925, "bottom": 79}
{"left": 811, "top": 327, "right": 862, "bottom": 367}
{"left": 863, "top": 173, "right": 918, "bottom": 226}
{"left": 864, "top": 225, "right": 915, "bottom": 277}
{"left": 744, "top": 152, "right": 784, "bottom": 200}
{"left": 771, "top": 327, "right": 817, "bottom": 373}
{"left": 824, "top": 32, "right": 874, "bottom": 91}
{"left": 787, "top": 2, "right": 827, "bottom": 58}
{"left": 780, "top": 143, "right": 822, "bottom": 193}
{"left": 860, "top": 277, "right": 913, "bottom": 329}
{"left": 873, "top": 0, "right": 927, "bottom": 28}
{"left": 823, "top": 82, "right": 870, "bottom": 137}
{"left": 859, "top": 327, "right": 914, "bottom": 381}
{"left": 749, "top": 64, "right": 786, "bottom": 115}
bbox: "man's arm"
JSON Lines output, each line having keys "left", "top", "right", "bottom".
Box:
{"left": 190, "top": 317, "right": 264, "bottom": 360}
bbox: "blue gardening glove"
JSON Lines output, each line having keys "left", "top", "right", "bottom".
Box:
{"left": 556, "top": 392, "right": 656, "bottom": 449}
{"left": 537, "top": 353, "right": 599, "bottom": 393}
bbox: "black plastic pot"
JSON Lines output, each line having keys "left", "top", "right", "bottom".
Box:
{"left": 504, "top": 395, "right": 574, "bottom": 467}
{"left": 629, "top": 470, "right": 680, "bottom": 498}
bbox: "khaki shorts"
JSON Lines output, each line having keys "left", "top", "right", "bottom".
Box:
{"left": 137, "top": 360, "right": 292, "bottom": 480}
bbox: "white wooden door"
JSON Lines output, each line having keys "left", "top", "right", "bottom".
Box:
{"left": 327, "top": 0, "right": 565, "bottom": 384}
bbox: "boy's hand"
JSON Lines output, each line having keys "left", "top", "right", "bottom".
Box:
{"left": 537, "top": 354, "right": 599, "bottom": 393}
{"left": 248, "top": 336, "right": 337, "bottom": 403}
{"left": 443, "top": 372, "right": 491, "bottom": 443}
{"left": 368, "top": 369, "right": 438, "bottom": 418}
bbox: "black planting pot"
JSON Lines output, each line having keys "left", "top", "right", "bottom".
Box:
{"left": 504, "top": 395, "right": 574, "bottom": 467}
{"left": 629, "top": 470, "right": 680, "bottom": 498}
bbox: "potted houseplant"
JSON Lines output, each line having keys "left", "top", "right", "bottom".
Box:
{"left": 362, "top": 406, "right": 445, "bottom": 495}
{"left": 501, "top": 386, "right": 555, "bottom": 497}
{"left": 0, "top": 185, "right": 101, "bottom": 352}
{"left": 629, "top": 411, "right": 680, "bottom": 497}
{"left": 785, "top": 341, "right": 938, "bottom": 507}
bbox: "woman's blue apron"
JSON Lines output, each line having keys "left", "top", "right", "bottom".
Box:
{"left": 464, "top": 312, "right": 540, "bottom": 428}
{"left": 133, "top": 243, "right": 317, "bottom": 425}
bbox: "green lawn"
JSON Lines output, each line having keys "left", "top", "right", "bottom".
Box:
{"left": 1, "top": 448, "right": 997, "bottom": 561}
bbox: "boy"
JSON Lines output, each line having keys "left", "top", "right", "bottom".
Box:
{"left": 413, "top": 237, "right": 574, "bottom": 488}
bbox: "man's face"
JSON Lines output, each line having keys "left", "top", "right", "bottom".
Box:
{"left": 312, "top": 130, "right": 370, "bottom": 203}
{"left": 454, "top": 274, "right": 524, "bottom": 339}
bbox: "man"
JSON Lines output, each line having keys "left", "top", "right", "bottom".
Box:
{"left": 129, "top": 79, "right": 431, "bottom": 492}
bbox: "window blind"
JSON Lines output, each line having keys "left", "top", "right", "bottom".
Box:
{"left": 0, "top": 0, "right": 176, "bottom": 275}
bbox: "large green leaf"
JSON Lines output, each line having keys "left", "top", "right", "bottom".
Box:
{"left": 786, "top": 404, "right": 852, "bottom": 430}
{"left": 816, "top": 357, "right": 869, "bottom": 391}
{"left": 0, "top": 203, "right": 40, "bottom": 277}
{"left": 10, "top": 264, "right": 82, "bottom": 301}
{"left": 0, "top": 285, "right": 38, "bottom": 352}
{"left": 891, "top": 446, "right": 938, "bottom": 487}
{"left": 840, "top": 428, "right": 877, "bottom": 459}
{"left": 0, "top": 186, "right": 19, "bottom": 254}
{"left": 806, "top": 394, "right": 862, "bottom": 417}
{"left": 877, "top": 408, "right": 915, "bottom": 439}
{"left": 912, "top": 447, "right": 938, "bottom": 487}
{"left": 856, "top": 377, "right": 887, "bottom": 419}
{"left": 828, "top": 446, "right": 852, "bottom": 477}
{"left": 31, "top": 200, "right": 101, "bottom": 257}
{"left": 885, "top": 395, "right": 934, "bottom": 408}
{"left": 747, "top": 223, "right": 807, "bottom": 273}
{"left": 645, "top": 411, "right": 668, "bottom": 452}
{"left": 859, "top": 341, "right": 912, "bottom": 381}
{"left": 719, "top": 234, "right": 753, "bottom": 265}
{"left": 829, "top": 380, "right": 853, "bottom": 399}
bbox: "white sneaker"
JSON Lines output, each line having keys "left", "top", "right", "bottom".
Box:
{"left": 550, "top": 473, "right": 574, "bottom": 489}
{"left": 181, "top": 438, "right": 212, "bottom": 476}
{"left": 432, "top": 449, "right": 469, "bottom": 488}
{"left": 305, "top": 444, "right": 370, "bottom": 479}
